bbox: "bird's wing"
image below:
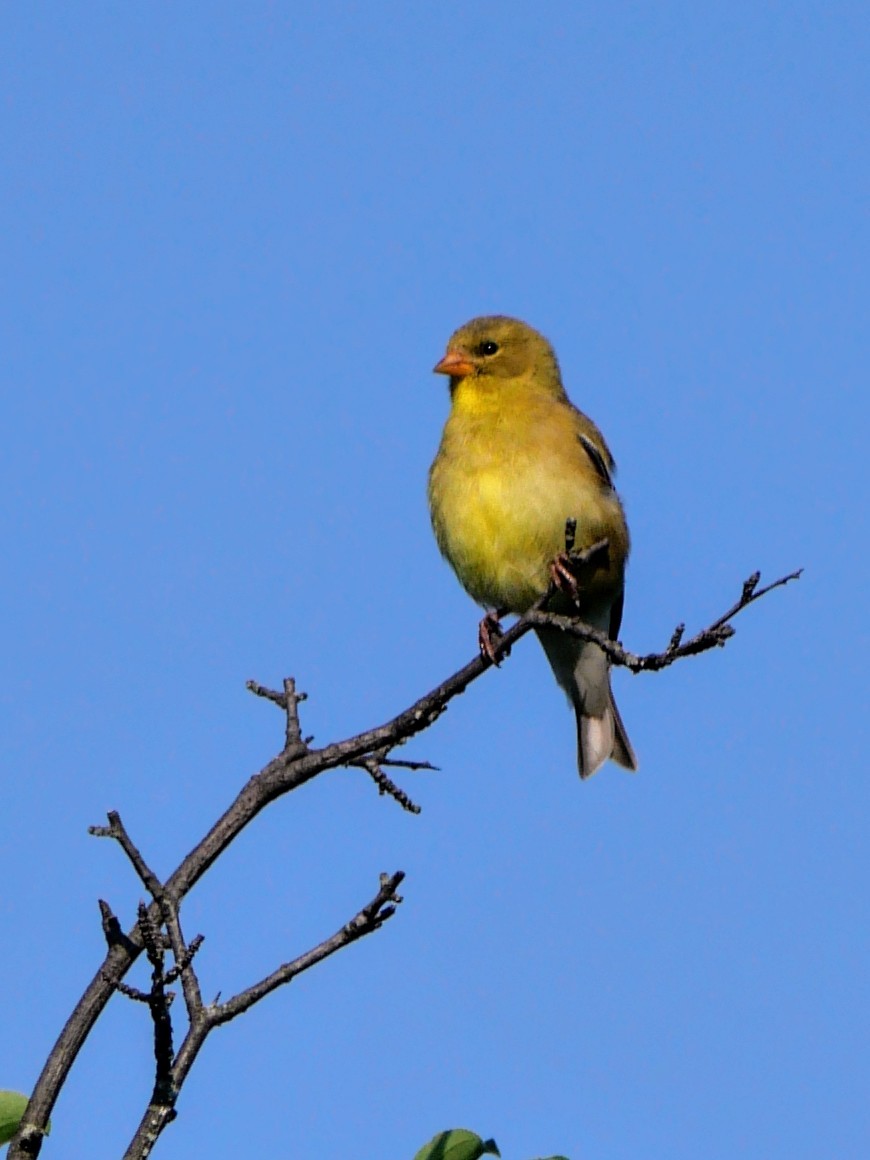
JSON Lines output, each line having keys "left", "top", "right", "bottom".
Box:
{"left": 573, "top": 416, "right": 623, "bottom": 640}
{"left": 608, "top": 586, "right": 624, "bottom": 641}
{"left": 577, "top": 432, "right": 615, "bottom": 490}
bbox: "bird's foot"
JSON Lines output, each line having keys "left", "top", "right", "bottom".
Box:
{"left": 478, "top": 611, "right": 509, "bottom": 664}
{"left": 549, "top": 538, "right": 611, "bottom": 605}
{"left": 550, "top": 553, "right": 582, "bottom": 602}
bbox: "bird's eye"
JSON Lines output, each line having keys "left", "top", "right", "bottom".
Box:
{"left": 479, "top": 340, "right": 500, "bottom": 356}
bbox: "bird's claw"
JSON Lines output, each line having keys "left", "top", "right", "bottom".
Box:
{"left": 478, "top": 612, "right": 507, "bottom": 664}
{"left": 550, "top": 553, "right": 581, "bottom": 602}
{"left": 549, "top": 539, "right": 610, "bottom": 605}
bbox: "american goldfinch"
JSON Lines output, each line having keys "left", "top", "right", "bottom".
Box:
{"left": 428, "top": 315, "right": 637, "bottom": 778}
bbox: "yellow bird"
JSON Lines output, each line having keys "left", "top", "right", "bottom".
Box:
{"left": 428, "top": 315, "right": 637, "bottom": 778}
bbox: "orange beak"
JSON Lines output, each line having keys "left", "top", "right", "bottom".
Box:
{"left": 433, "top": 350, "right": 476, "bottom": 377}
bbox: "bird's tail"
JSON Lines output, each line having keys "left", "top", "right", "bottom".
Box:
{"left": 535, "top": 625, "right": 638, "bottom": 779}
{"left": 577, "top": 679, "right": 637, "bottom": 779}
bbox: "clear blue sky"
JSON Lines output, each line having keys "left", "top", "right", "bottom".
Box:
{"left": 1, "top": 4, "right": 867, "bottom": 1158}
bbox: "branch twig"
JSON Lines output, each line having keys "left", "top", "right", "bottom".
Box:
{"left": 120, "top": 871, "right": 404, "bottom": 1160}
{"left": 527, "top": 569, "right": 804, "bottom": 672}
{"left": 352, "top": 756, "right": 423, "bottom": 813}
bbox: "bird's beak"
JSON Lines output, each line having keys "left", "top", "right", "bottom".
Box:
{"left": 433, "top": 350, "right": 476, "bottom": 377}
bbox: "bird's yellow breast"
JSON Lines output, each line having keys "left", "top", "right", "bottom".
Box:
{"left": 428, "top": 380, "right": 628, "bottom": 613}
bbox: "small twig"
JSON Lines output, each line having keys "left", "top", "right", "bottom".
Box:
{"left": 379, "top": 757, "right": 439, "bottom": 771}
{"left": 282, "top": 676, "right": 308, "bottom": 751}
{"left": 164, "top": 936, "right": 204, "bottom": 986}
{"left": 138, "top": 903, "right": 165, "bottom": 964}
{"left": 706, "top": 569, "right": 802, "bottom": 633}
{"left": 89, "top": 812, "right": 165, "bottom": 902}
{"left": 116, "top": 980, "right": 153, "bottom": 1003}
{"left": 127, "top": 903, "right": 178, "bottom": 1112}
{"left": 352, "top": 757, "right": 422, "bottom": 813}
{"left": 665, "top": 623, "right": 686, "bottom": 653}
{"left": 246, "top": 677, "right": 309, "bottom": 754}
{"left": 98, "top": 900, "right": 138, "bottom": 956}
{"left": 245, "top": 679, "right": 289, "bottom": 707}
{"left": 208, "top": 870, "right": 405, "bottom": 1024}
{"left": 345, "top": 746, "right": 436, "bottom": 812}
{"left": 160, "top": 905, "right": 204, "bottom": 1018}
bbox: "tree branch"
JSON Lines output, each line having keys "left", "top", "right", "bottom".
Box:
{"left": 119, "top": 871, "right": 404, "bottom": 1160}
{"left": 9, "top": 561, "right": 800, "bottom": 1157}
{"left": 526, "top": 568, "right": 804, "bottom": 672}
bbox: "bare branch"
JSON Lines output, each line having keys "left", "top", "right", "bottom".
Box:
{"left": 114, "top": 901, "right": 205, "bottom": 1158}
{"left": 9, "top": 561, "right": 800, "bottom": 1158}
{"left": 281, "top": 676, "right": 308, "bottom": 751}
{"left": 162, "top": 920, "right": 204, "bottom": 1011}
{"left": 353, "top": 756, "right": 423, "bottom": 813}
{"left": 210, "top": 869, "right": 404, "bottom": 1024}
{"left": 115, "top": 980, "right": 153, "bottom": 1003}
{"left": 89, "top": 811, "right": 165, "bottom": 901}
{"left": 245, "top": 679, "right": 288, "bottom": 707}
{"left": 380, "top": 756, "right": 439, "bottom": 771}
{"left": 526, "top": 568, "right": 804, "bottom": 673}
{"left": 140, "top": 907, "right": 177, "bottom": 1110}
{"left": 91, "top": 814, "right": 207, "bottom": 1018}
{"left": 119, "top": 871, "right": 405, "bottom": 1160}
{"left": 246, "top": 676, "right": 310, "bottom": 754}
{"left": 97, "top": 899, "right": 138, "bottom": 956}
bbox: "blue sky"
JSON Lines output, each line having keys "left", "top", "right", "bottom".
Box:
{"left": 1, "top": 4, "right": 867, "bottom": 1158}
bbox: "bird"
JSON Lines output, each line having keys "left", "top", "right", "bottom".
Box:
{"left": 428, "top": 315, "right": 637, "bottom": 778}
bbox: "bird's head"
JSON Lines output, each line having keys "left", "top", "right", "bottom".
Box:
{"left": 433, "top": 316, "right": 566, "bottom": 401}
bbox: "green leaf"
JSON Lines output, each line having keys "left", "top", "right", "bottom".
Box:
{"left": 0, "top": 1091, "right": 50, "bottom": 1146}
{"left": 0, "top": 1091, "right": 29, "bottom": 1146}
{"left": 413, "top": 1128, "right": 501, "bottom": 1160}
